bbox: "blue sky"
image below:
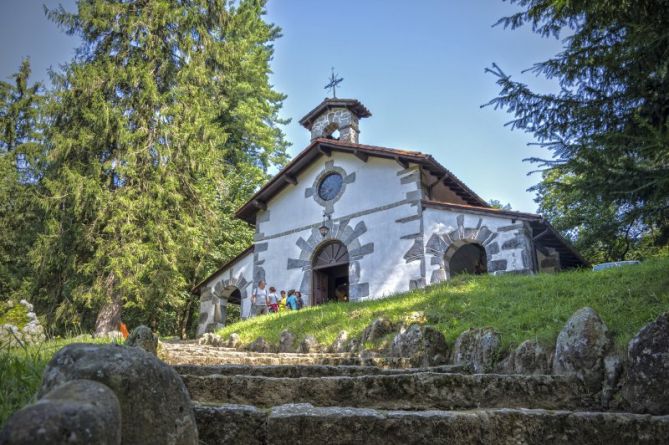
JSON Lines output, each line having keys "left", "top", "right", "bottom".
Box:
{"left": 0, "top": 1, "right": 563, "bottom": 212}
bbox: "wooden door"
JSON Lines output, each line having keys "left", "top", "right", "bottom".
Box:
{"left": 313, "top": 270, "right": 328, "bottom": 306}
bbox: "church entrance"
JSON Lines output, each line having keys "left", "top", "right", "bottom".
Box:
{"left": 312, "top": 241, "right": 349, "bottom": 305}
{"left": 448, "top": 243, "right": 487, "bottom": 276}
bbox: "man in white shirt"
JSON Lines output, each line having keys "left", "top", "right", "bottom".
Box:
{"left": 252, "top": 280, "right": 269, "bottom": 316}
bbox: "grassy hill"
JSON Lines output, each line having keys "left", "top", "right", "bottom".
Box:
{"left": 218, "top": 256, "right": 669, "bottom": 352}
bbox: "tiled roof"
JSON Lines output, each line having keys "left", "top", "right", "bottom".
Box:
{"left": 235, "top": 138, "right": 490, "bottom": 224}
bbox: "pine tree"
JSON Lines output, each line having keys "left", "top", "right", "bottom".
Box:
{"left": 486, "top": 0, "right": 669, "bottom": 260}
{"left": 34, "top": 0, "right": 287, "bottom": 335}
{"left": 0, "top": 59, "right": 43, "bottom": 300}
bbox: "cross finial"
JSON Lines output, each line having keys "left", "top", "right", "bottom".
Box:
{"left": 324, "top": 67, "right": 343, "bottom": 98}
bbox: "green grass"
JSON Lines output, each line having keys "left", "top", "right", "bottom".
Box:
{"left": 219, "top": 256, "right": 669, "bottom": 352}
{"left": 0, "top": 336, "right": 112, "bottom": 426}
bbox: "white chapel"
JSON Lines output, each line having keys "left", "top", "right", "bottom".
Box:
{"left": 193, "top": 97, "right": 586, "bottom": 335}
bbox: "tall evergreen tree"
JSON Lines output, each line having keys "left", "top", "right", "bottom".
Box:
{"left": 34, "top": 0, "right": 287, "bottom": 335}
{"left": 0, "top": 59, "right": 43, "bottom": 300}
{"left": 486, "top": 0, "right": 669, "bottom": 260}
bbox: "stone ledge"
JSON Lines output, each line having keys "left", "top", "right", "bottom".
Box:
{"left": 194, "top": 403, "right": 669, "bottom": 445}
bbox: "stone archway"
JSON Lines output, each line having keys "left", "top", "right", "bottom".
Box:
{"left": 426, "top": 214, "right": 499, "bottom": 283}
{"left": 446, "top": 242, "right": 487, "bottom": 276}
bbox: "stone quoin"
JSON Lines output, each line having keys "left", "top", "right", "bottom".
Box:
{"left": 192, "top": 97, "right": 587, "bottom": 335}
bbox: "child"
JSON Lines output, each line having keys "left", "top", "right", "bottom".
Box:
{"left": 267, "top": 286, "right": 279, "bottom": 313}
{"left": 286, "top": 290, "right": 298, "bottom": 311}
{"left": 295, "top": 291, "right": 304, "bottom": 310}
{"left": 278, "top": 290, "right": 287, "bottom": 312}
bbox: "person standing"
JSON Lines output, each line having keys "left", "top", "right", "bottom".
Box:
{"left": 278, "top": 290, "right": 287, "bottom": 312}
{"left": 251, "top": 280, "right": 268, "bottom": 316}
{"left": 267, "top": 287, "right": 279, "bottom": 313}
{"left": 286, "top": 290, "right": 298, "bottom": 311}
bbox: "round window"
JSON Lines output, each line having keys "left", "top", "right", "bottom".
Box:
{"left": 317, "top": 172, "right": 343, "bottom": 201}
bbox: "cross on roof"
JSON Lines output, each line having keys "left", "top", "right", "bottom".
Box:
{"left": 324, "top": 68, "right": 343, "bottom": 98}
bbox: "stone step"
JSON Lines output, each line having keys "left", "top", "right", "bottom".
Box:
{"left": 175, "top": 363, "right": 470, "bottom": 378}
{"left": 184, "top": 372, "right": 596, "bottom": 411}
{"left": 194, "top": 403, "right": 669, "bottom": 445}
{"left": 161, "top": 343, "right": 413, "bottom": 367}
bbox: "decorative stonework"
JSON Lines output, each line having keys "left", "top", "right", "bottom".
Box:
{"left": 304, "top": 161, "right": 356, "bottom": 215}
{"left": 287, "top": 219, "right": 373, "bottom": 303}
{"left": 198, "top": 272, "right": 251, "bottom": 335}
{"left": 309, "top": 107, "right": 360, "bottom": 143}
{"left": 426, "top": 214, "right": 500, "bottom": 283}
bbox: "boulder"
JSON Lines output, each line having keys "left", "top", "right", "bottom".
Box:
{"left": 360, "top": 317, "right": 396, "bottom": 344}
{"left": 279, "top": 330, "right": 297, "bottom": 353}
{"left": 247, "top": 337, "right": 272, "bottom": 353}
{"left": 125, "top": 325, "right": 158, "bottom": 355}
{"left": 513, "top": 340, "right": 549, "bottom": 375}
{"left": 452, "top": 327, "right": 501, "bottom": 373}
{"left": 226, "top": 333, "right": 241, "bottom": 349}
{"left": 553, "top": 307, "right": 611, "bottom": 389}
{"left": 0, "top": 379, "right": 121, "bottom": 445}
{"left": 390, "top": 324, "right": 449, "bottom": 367}
{"left": 38, "top": 343, "right": 198, "bottom": 445}
{"left": 329, "top": 330, "right": 349, "bottom": 353}
{"left": 198, "top": 332, "right": 225, "bottom": 347}
{"left": 623, "top": 312, "right": 669, "bottom": 414}
{"left": 299, "top": 335, "right": 320, "bottom": 353}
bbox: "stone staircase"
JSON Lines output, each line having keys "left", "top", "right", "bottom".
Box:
{"left": 160, "top": 342, "right": 669, "bottom": 445}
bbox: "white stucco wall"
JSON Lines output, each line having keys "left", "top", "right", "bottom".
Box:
{"left": 252, "top": 151, "right": 425, "bottom": 307}
{"left": 197, "top": 248, "right": 254, "bottom": 336}
{"left": 422, "top": 208, "right": 535, "bottom": 285}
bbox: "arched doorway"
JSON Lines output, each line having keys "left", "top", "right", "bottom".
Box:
{"left": 312, "top": 241, "right": 349, "bottom": 305}
{"left": 448, "top": 243, "right": 487, "bottom": 276}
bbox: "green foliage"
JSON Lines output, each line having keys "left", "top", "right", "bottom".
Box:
{"left": 0, "top": 59, "right": 44, "bottom": 301}
{"left": 4, "top": 0, "right": 289, "bottom": 336}
{"left": 486, "top": 0, "right": 669, "bottom": 261}
{"left": 218, "top": 256, "right": 669, "bottom": 353}
{"left": 0, "top": 336, "right": 111, "bottom": 427}
{"left": 0, "top": 301, "right": 29, "bottom": 329}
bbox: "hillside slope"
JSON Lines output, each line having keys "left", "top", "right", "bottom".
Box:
{"left": 218, "top": 257, "right": 669, "bottom": 351}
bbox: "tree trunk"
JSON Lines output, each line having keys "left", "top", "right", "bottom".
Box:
{"left": 179, "top": 293, "right": 195, "bottom": 339}
{"left": 94, "top": 273, "right": 122, "bottom": 336}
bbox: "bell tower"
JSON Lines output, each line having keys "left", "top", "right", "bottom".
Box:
{"left": 298, "top": 98, "right": 372, "bottom": 144}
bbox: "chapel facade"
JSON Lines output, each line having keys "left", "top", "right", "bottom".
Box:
{"left": 193, "top": 98, "right": 586, "bottom": 336}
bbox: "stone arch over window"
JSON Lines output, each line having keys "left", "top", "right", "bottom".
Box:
{"left": 323, "top": 122, "right": 340, "bottom": 140}
{"left": 445, "top": 241, "right": 487, "bottom": 276}
{"left": 426, "top": 214, "right": 501, "bottom": 283}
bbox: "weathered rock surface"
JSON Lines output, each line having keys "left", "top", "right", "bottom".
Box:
{"left": 198, "top": 332, "right": 225, "bottom": 347}
{"left": 247, "top": 336, "right": 272, "bottom": 353}
{"left": 553, "top": 307, "right": 611, "bottom": 389}
{"left": 495, "top": 340, "right": 550, "bottom": 375}
{"left": 125, "top": 325, "right": 158, "bottom": 355}
{"left": 452, "top": 327, "right": 501, "bottom": 373}
{"left": 623, "top": 312, "right": 669, "bottom": 414}
{"left": 279, "top": 330, "right": 297, "bottom": 353}
{"left": 227, "top": 332, "right": 241, "bottom": 349}
{"left": 194, "top": 403, "right": 669, "bottom": 445}
{"left": 175, "top": 363, "right": 470, "bottom": 378}
{"left": 390, "top": 324, "right": 449, "bottom": 367}
{"left": 360, "top": 317, "right": 396, "bottom": 344}
{"left": 39, "top": 343, "right": 198, "bottom": 445}
{"left": 299, "top": 335, "right": 320, "bottom": 353}
{"left": 194, "top": 403, "right": 266, "bottom": 445}
{"left": 329, "top": 330, "right": 349, "bottom": 353}
{"left": 183, "top": 372, "right": 594, "bottom": 411}
{"left": 0, "top": 379, "right": 121, "bottom": 445}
